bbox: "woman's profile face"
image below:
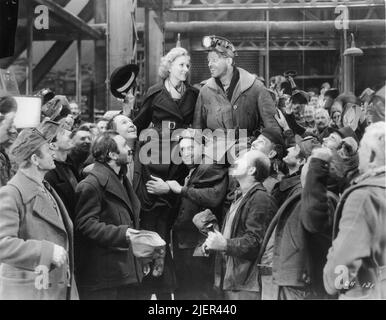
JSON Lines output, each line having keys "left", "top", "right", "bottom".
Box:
{"left": 169, "top": 55, "right": 190, "bottom": 83}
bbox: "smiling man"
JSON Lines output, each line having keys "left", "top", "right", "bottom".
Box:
{"left": 107, "top": 114, "right": 137, "bottom": 183}
{"left": 193, "top": 35, "right": 280, "bottom": 137}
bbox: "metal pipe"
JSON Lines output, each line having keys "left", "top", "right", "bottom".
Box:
{"left": 26, "top": 1, "right": 33, "bottom": 95}
{"left": 169, "top": 3, "right": 383, "bottom": 11}
{"left": 164, "top": 20, "right": 385, "bottom": 34}
{"left": 265, "top": 10, "right": 269, "bottom": 85}
{"left": 106, "top": 0, "right": 111, "bottom": 110}
{"left": 76, "top": 38, "right": 82, "bottom": 105}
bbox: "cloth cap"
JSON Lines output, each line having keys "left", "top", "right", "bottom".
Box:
{"left": 324, "top": 88, "right": 339, "bottom": 100}
{"left": 110, "top": 64, "right": 139, "bottom": 99}
{"left": 11, "top": 120, "right": 59, "bottom": 164}
{"left": 359, "top": 88, "right": 375, "bottom": 103}
{"left": 295, "top": 135, "right": 321, "bottom": 159}
{"left": 291, "top": 90, "right": 309, "bottom": 105}
{"left": 41, "top": 95, "right": 71, "bottom": 121}
{"left": 192, "top": 209, "right": 219, "bottom": 235}
{"left": 261, "top": 128, "right": 285, "bottom": 146}
{"left": 128, "top": 230, "right": 166, "bottom": 259}
{"left": 37, "top": 120, "right": 60, "bottom": 142}
{"left": 336, "top": 126, "right": 359, "bottom": 143}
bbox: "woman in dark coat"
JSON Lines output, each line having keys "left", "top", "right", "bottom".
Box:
{"left": 133, "top": 47, "right": 199, "bottom": 299}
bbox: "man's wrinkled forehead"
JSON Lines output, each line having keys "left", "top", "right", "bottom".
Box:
{"left": 114, "top": 114, "right": 130, "bottom": 124}
{"left": 76, "top": 130, "right": 91, "bottom": 139}
{"left": 207, "top": 50, "right": 228, "bottom": 60}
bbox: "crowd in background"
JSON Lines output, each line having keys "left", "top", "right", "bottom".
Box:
{"left": 0, "top": 37, "right": 385, "bottom": 300}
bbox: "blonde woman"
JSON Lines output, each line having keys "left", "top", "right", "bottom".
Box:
{"left": 133, "top": 47, "right": 199, "bottom": 299}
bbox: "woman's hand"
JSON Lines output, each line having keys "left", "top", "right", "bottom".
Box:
{"left": 166, "top": 180, "right": 182, "bottom": 194}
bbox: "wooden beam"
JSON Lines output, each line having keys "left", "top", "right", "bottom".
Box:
{"left": 20, "top": 0, "right": 95, "bottom": 91}
{"left": 33, "top": 0, "right": 103, "bottom": 39}
{"left": 0, "top": 0, "right": 72, "bottom": 69}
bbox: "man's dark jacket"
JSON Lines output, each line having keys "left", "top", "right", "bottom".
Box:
{"left": 74, "top": 162, "right": 143, "bottom": 291}
{"left": 214, "top": 183, "right": 277, "bottom": 292}
{"left": 45, "top": 160, "right": 78, "bottom": 222}
{"left": 271, "top": 171, "right": 302, "bottom": 208}
{"left": 260, "top": 158, "right": 338, "bottom": 298}
{"left": 174, "top": 163, "right": 229, "bottom": 248}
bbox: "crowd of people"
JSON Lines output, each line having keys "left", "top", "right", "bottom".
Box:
{"left": 0, "top": 35, "right": 385, "bottom": 300}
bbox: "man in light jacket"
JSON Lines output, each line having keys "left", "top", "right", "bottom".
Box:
{"left": 324, "top": 122, "right": 386, "bottom": 299}
{"left": 0, "top": 123, "right": 78, "bottom": 300}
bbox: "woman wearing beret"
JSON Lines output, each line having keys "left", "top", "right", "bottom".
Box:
{"left": 133, "top": 47, "right": 199, "bottom": 299}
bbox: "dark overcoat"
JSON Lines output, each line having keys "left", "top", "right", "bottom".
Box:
{"left": 74, "top": 162, "right": 143, "bottom": 291}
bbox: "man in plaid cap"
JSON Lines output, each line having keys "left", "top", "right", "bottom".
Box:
{"left": 193, "top": 35, "right": 280, "bottom": 137}
{"left": 0, "top": 122, "right": 78, "bottom": 300}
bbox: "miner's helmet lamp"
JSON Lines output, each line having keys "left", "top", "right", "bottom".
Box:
{"left": 202, "top": 35, "right": 238, "bottom": 58}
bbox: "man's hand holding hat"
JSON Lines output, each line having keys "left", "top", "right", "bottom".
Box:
{"left": 126, "top": 228, "right": 166, "bottom": 259}
{"left": 205, "top": 230, "right": 227, "bottom": 252}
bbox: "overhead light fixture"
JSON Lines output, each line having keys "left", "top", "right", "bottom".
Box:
{"left": 344, "top": 33, "right": 363, "bottom": 56}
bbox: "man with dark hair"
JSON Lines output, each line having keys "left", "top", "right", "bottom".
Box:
{"left": 258, "top": 136, "right": 320, "bottom": 300}
{"left": 67, "top": 126, "right": 92, "bottom": 181}
{"left": 193, "top": 35, "right": 280, "bottom": 136}
{"left": 257, "top": 145, "right": 339, "bottom": 300}
{"left": 145, "top": 129, "right": 229, "bottom": 300}
{"left": 203, "top": 149, "right": 277, "bottom": 300}
{"left": 74, "top": 131, "right": 144, "bottom": 300}
{"left": 45, "top": 121, "right": 78, "bottom": 221}
{"left": 0, "top": 95, "right": 18, "bottom": 187}
{"left": 251, "top": 128, "right": 286, "bottom": 193}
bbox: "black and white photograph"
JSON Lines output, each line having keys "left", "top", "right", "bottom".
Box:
{"left": 0, "top": 0, "right": 385, "bottom": 308}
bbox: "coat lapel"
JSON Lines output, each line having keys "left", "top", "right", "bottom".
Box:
{"left": 32, "top": 194, "right": 67, "bottom": 233}
{"left": 153, "top": 88, "right": 184, "bottom": 121}
{"left": 8, "top": 171, "right": 67, "bottom": 233}
{"left": 92, "top": 163, "right": 134, "bottom": 216}
{"left": 230, "top": 183, "right": 266, "bottom": 236}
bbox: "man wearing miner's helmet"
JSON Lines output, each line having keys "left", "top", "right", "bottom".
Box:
{"left": 193, "top": 36, "right": 281, "bottom": 138}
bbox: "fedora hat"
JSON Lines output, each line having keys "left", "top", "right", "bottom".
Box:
{"left": 110, "top": 64, "right": 139, "bottom": 99}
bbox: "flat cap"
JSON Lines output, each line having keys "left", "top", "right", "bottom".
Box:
{"left": 41, "top": 95, "right": 71, "bottom": 121}
{"left": 10, "top": 120, "right": 59, "bottom": 164}
{"left": 192, "top": 209, "right": 219, "bottom": 235}
{"left": 127, "top": 230, "right": 166, "bottom": 259}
